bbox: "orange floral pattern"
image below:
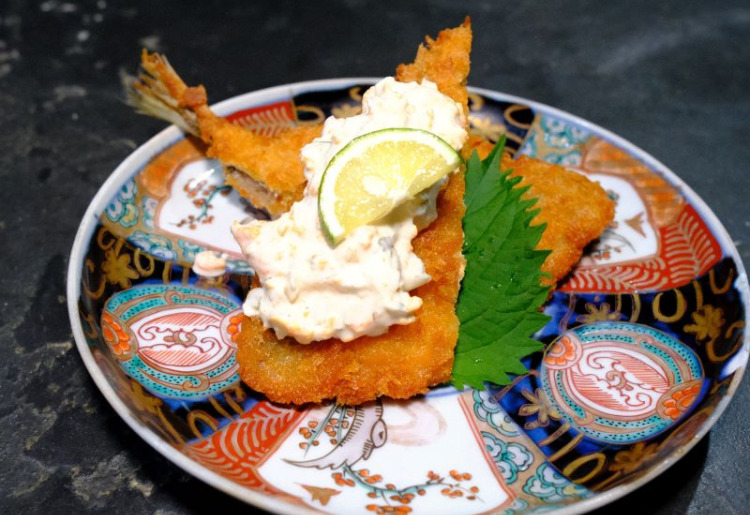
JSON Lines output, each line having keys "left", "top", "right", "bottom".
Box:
{"left": 226, "top": 312, "right": 244, "bottom": 344}
{"left": 543, "top": 336, "right": 580, "bottom": 368}
{"left": 660, "top": 383, "right": 702, "bottom": 420}
{"left": 101, "top": 311, "right": 133, "bottom": 357}
{"left": 293, "top": 405, "right": 481, "bottom": 512}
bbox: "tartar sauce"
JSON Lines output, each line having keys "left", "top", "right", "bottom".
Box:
{"left": 232, "top": 77, "right": 467, "bottom": 343}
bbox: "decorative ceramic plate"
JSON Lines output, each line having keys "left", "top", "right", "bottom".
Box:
{"left": 68, "top": 79, "right": 749, "bottom": 515}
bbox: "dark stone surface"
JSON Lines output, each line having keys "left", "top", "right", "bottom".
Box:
{"left": 1, "top": 0, "right": 748, "bottom": 513}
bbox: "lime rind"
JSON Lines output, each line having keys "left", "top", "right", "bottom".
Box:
{"left": 318, "top": 128, "right": 462, "bottom": 245}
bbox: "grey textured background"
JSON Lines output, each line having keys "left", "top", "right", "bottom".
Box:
{"left": 1, "top": 0, "right": 749, "bottom": 513}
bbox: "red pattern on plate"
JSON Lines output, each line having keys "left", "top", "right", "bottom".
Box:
{"left": 561, "top": 204, "right": 721, "bottom": 293}
{"left": 226, "top": 100, "right": 297, "bottom": 136}
{"left": 184, "top": 401, "right": 305, "bottom": 496}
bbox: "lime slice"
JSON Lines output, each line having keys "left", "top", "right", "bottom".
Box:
{"left": 318, "top": 128, "right": 462, "bottom": 244}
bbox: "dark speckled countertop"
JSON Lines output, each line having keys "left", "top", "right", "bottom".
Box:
{"left": 1, "top": 1, "right": 749, "bottom": 513}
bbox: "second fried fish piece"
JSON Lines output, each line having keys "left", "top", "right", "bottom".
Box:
{"left": 125, "top": 51, "right": 320, "bottom": 217}
{"left": 464, "top": 135, "right": 615, "bottom": 286}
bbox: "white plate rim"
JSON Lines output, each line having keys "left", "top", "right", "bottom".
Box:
{"left": 67, "top": 77, "right": 750, "bottom": 515}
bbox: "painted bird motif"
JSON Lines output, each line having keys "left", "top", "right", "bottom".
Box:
{"left": 286, "top": 403, "right": 387, "bottom": 469}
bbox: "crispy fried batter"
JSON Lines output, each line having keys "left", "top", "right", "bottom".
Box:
{"left": 236, "top": 171, "right": 465, "bottom": 405}
{"left": 460, "top": 133, "right": 493, "bottom": 161}
{"left": 234, "top": 21, "right": 475, "bottom": 405}
{"left": 396, "top": 17, "right": 472, "bottom": 115}
{"left": 127, "top": 19, "right": 473, "bottom": 218}
{"left": 128, "top": 16, "right": 474, "bottom": 217}
{"left": 219, "top": 12, "right": 472, "bottom": 213}
{"left": 143, "top": 19, "right": 609, "bottom": 405}
{"left": 503, "top": 154, "right": 615, "bottom": 286}
{"left": 127, "top": 51, "right": 318, "bottom": 217}
{"left": 206, "top": 123, "right": 321, "bottom": 216}
{"left": 464, "top": 135, "right": 615, "bottom": 285}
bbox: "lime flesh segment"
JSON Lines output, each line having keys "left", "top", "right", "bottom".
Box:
{"left": 318, "top": 128, "right": 462, "bottom": 245}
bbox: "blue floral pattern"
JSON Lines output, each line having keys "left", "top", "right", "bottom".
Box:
{"left": 482, "top": 432, "right": 533, "bottom": 484}
{"left": 129, "top": 230, "right": 177, "bottom": 261}
{"left": 141, "top": 196, "right": 157, "bottom": 229}
{"left": 540, "top": 115, "right": 590, "bottom": 149}
{"left": 501, "top": 498, "right": 528, "bottom": 515}
{"left": 523, "top": 463, "right": 590, "bottom": 503}
{"left": 541, "top": 150, "right": 583, "bottom": 167}
{"left": 473, "top": 389, "right": 521, "bottom": 437}
{"left": 105, "top": 179, "right": 139, "bottom": 227}
{"left": 519, "top": 114, "right": 590, "bottom": 166}
{"left": 178, "top": 239, "right": 204, "bottom": 262}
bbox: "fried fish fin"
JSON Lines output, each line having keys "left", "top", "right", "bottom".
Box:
{"left": 236, "top": 171, "right": 466, "bottom": 405}
{"left": 395, "top": 17, "right": 472, "bottom": 115}
{"left": 124, "top": 50, "right": 319, "bottom": 217}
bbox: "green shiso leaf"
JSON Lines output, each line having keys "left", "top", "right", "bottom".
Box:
{"left": 452, "top": 136, "right": 551, "bottom": 389}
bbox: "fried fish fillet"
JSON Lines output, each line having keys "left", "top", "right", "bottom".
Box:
{"left": 236, "top": 171, "right": 465, "bottom": 405}
{"left": 129, "top": 20, "right": 612, "bottom": 405}
{"left": 234, "top": 22, "right": 475, "bottom": 405}
{"left": 126, "top": 19, "right": 472, "bottom": 218}
{"left": 125, "top": 51, "right": 320, "bottom": 217}
{"left": 505, "top": 154, "right": 615, "bottom": 285}
{"left": 235, "top": 21, "right": 613, "bottom": 405}
{"left": 464, "top": 135, "right": 615, "bottom": 286}
{"left": 396, "top": 17, "right": 472, "bottom": 116}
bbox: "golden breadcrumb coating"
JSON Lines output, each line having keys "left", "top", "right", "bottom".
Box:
{"left": 396, "top": 17, "right": 472, "bottom": 116}
{"left": 234, "top": 21, "right": 476, "bottom": 405}
{"left": 131, "top": 22, "right": 612, "bottom": 406}
{"left": 235, "top": 20, "right": 610, "bottom": 404}
{"left": 463, "top": 135, "right": 615, "bottom": 286}
{"left": 131, "top": 18, "right": 473, "bottom": 217}
{"left": 504, "top": 154, "right": 615, "bottom": 286}
{"left": 236, "top": 171, "right": 465, "bottom": 405}
{"left": 133, "top": 51, "right": 319, "bottom": 217}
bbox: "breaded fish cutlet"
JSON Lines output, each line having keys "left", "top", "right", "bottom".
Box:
{"left": 236, "top": 21, "right": 614, "bottom": 405}
{"left": 236, "top": 170, "right": 465, "bottom": 405}
{"left": 234, "top": 145, "right": 615, "bottom": 404}
{"left": 466, "top": 134, "right": 615, "bottom": 286}
{"left": 235, "top": 21, "right": 474, "bottom": 405}
{"left": 126, "top": 51, "right": 319, "bottom": 217}
{"left": 126, "top": 20, "right": 614, "bottom": 405}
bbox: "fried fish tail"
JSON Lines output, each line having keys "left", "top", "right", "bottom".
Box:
{"left": 124, "top": 51, "right": 317, "bottom": 217}
{"left": 124, "top": 17, "right": 472, "bottom": 219}
{"left": 123, "top": 50, "right": 203, "bottom": 136}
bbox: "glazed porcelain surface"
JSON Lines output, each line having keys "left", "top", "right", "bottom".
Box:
{"left": 68, "top": 79, "right": 749, "bottom": 515}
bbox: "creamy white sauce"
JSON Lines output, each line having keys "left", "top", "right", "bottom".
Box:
{"left": 232, "top": 77, "right": 467, "bottom": 343}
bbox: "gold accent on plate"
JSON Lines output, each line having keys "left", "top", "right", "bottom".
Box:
{"left": 652, "top": 289, "right": 687, "bottom": 323}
